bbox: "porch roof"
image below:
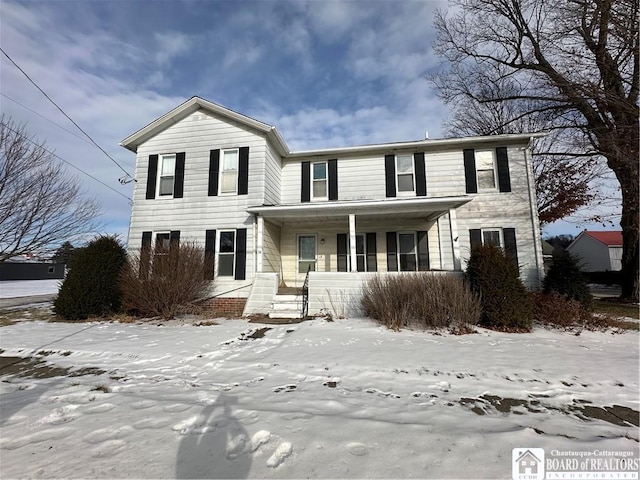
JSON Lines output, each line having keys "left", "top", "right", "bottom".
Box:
{"left": 247, "top": 196, "right": 472, "bottom": 222}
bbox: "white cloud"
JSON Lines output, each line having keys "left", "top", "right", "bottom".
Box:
{"left": 154, "top": 31, "right": 194, "bottom": 65}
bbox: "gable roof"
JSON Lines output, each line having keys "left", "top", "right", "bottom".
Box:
{"left": 583, "top": 230, "right": 623, "bottom": 247}
{"left": 515, "top": 449, "right": 541, "bottom": 463}
{"left": 120, "top": 96, "right": 290, "bottom": 156}
{"left": 120, "top": 96, "right": 545, "bottom": 157}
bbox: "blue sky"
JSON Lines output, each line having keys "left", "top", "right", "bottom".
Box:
{"left": 0, "top": 0, "right": 618, "bottom": 246}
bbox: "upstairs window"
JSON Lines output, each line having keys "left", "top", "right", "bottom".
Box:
{"left": 475, "top": 150, "right": 497, "bottom": 191}
{"left": 312, "top": 162, "right": 328, "bottom": 200}
{"left": 220, "top": 149, "right": 239, "bottom": 194}
{"left": 158, "top": 154, "right": 176, "bottom": 196}
{"left": 396, "top": 154, "right": 415, "bottom": 194}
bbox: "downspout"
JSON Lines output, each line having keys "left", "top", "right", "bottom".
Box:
{"left": 524, "top": 138, "right": 544, "bottom": 288}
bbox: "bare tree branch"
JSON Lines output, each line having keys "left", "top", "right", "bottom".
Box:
{"left": 431, "top": 0, "right": 639, "bottom": 301}
{"left": 0, "top": 115, "right": 101, "bottom": 261}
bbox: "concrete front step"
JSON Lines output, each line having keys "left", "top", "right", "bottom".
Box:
{"left": 269, "top": 294, "right": 304, "bottom": 319}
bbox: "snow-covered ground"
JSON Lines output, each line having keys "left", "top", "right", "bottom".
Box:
{"left": 0, "top": 280, "right": 61, "bottom": 298}
{"left": 0, "top": 315, "right": 638, "bottom": 479}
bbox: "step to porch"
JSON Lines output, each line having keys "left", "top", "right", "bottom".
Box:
{"left": 269, "top": 294, "right": 305, "bottom": 320}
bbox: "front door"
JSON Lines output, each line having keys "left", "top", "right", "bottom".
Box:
{"left": 297, "top": 235, "right": 317, "bottom": 279}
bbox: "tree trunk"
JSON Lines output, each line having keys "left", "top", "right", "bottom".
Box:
{"left": 617, "top": 166, "right": 639, "bottom": 302}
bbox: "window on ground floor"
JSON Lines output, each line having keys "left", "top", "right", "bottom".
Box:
{"left": 298, "top": 235, "right": 317, "bottom": 274}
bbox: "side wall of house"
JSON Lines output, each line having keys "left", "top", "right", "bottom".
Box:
{"left": 567, "top": 236, "right": 611, "bottom": 272}
{"left": 128, "top": 109, "right": 268, "bottom": 297}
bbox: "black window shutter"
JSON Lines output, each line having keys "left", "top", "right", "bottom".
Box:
{"left": 384, "top": 154, "right": 396, "bottom": 197}
{"left": 386, "top": 232, "right": 398, "bottom": 271}
{"left": 337, "top": 233, "right": 348, "bottom": 272}
{"left": 140, "top": 231, "right": 153, "bottom": 278}
{"left": 417, "top": 231, "right": 430, "bottom": 271}
{"left": 469, "top": 229, "right": 482, "bottom": 250}
{"left": 496, "top": 147, "right": 511, "bottom": 192}
{"left": 238, "top": 147, "right": 249, "bottom": 195}
{"left": 234, "top": 228, "right": 247, "bottom": 280}
{"left": 169, "top": 230, "right": 180, "bottom": 248}
{"left": 366, "top": 232, "right": 377, "bottom": 272}
{"left": 204, "top": 229, "right": 216, "bottom": 280}
{"left": 463, "top": 149, "right": 477, "bottom": 194}
{"left": 503, "top": 228, "right": 519, "bottom": 267}
{"left": 146, "top": 155, "right": 158, "bottom": 199}
{"left": 141, "top": 231, "right": 152, "bottom": 250}
{"left": 414, "top": 153, "right": 427, "bottom": 197}
{"left": 328, "top": 159, "right": 338, "bottom": 201}
{"left": 174, "top": 152, "right": 185, "bottom": 198}
{"left": 301, "top": 162, "right": 311, "bottom": 203}
{"left": 208, "top": 149, "right": 220, "bottom": 196}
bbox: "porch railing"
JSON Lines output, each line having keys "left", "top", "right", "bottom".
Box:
{"left": 301, "top": 267, "right": 310, "bottom": 318}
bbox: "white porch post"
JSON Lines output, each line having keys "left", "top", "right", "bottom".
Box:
{"left": 449, "top": 208, "right": 461, "bottom": 271}
{"left": 256, "top": 215, "right": 264, "bottom": 273}
{"left": 349, "top": 214, "right": 357, "bottom": 272}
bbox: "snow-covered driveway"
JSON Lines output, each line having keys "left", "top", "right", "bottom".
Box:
{"left": 0, "top": 317, "right": 638, "bottom": 478}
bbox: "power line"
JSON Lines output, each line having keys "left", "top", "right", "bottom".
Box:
{"left": 1, "top": 47, "right": 134, "bottom": 183}
{"left": 1, "top": 92, "right": 94, "bottom": 146}
{"left": 2, "top": 123, "right": 132, "bottom": 203}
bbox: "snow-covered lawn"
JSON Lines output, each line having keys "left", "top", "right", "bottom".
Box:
{"left": 0, "top": 316, "right": 638, "bottom": 479}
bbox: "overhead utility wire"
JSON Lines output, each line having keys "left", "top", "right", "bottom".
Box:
{"left": 0, "top": 47, "right": 134, "bottom": 184}
{"left": 3, "top": 123, "right": 132, "bottom": 203}
{"left": 1, "top": 93, "right": 94, "bottom": 146}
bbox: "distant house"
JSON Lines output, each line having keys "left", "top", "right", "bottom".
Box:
{"left": 567, "top": 230, "right": 623, "bottom": 272}
{"left": 0, "top": 261, "right": 65, "bottom": 281}
{"left": 120, "top": 96, "right": 545, "bottom": 318}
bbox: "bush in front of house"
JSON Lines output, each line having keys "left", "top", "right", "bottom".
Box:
{"left": 119, "top": 241, "right": 210, "bottom": 319}
{"left": 531, "top": 291, "right": 590, "bottom": 328}
{"left": 466, "top": 244, "right": 533, "bottom": 331}
{"left": 543, "top": 250, "right": 592, "bottom": 308}
{"left": 361, "top": 273, "right": 482, "bottom": 331}
{"left": 54, "top": 236, "right": 127, "bottom": 320}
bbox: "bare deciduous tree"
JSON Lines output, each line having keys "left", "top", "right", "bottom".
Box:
{"left": 431, "top": 0, "right": 639, "bottom": 301}
{"left": 442, "top": 82, "right": 610, "bottom": 226}
{"left": 0, "top": 116, "right": 100, "bottom": 261}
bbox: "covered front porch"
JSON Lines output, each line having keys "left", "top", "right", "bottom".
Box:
{"left": 247, "top": 196, "right": 471, "bottom": 290}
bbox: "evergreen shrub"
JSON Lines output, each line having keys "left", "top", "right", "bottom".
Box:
{"left": 54, "top": 236, "right": 127, "bottom": 320}
{"left": 466, "top": 244, "right": 533, "bottom": 331}
{"left": 543, "top": 251, "right": 592, "bottom": 308}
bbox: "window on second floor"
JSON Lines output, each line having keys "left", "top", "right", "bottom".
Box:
{"left": 220, "top": 149, "right": 239, "bottom": 194}
{"left": 312, "top": 162, "right": 328, "bottom": 199}
{"left": 158, "top": 154, "right": 176, "bottom": 196}
{"left": 396, "top": 154, "right": 415, "bottom": 194}
{"left": 475, "top": 149, "right": 497, "bottom": 191}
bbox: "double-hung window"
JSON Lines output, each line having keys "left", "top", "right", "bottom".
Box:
{"left": 398, "top": 232, "right": 417, "bottom": 271}
{"left": 475, "top": 150, "right": 497, "bottom": 191}
{"left": 482, "top": 228, "right": 502, "bottom": 247}
{"left": 218, "top": 231, "right": 236, "bottom": 276}
{"left": 396, "top": 154, "right": 415, "bottom": 194}
{"left": 158, "top": 154, "right": 176, "bottom": 196}
{"left": 312, "top": 162, "right": 328, "bottom": 200}
{"left": 220, "top": 149, "right": 239, "bottom": 194}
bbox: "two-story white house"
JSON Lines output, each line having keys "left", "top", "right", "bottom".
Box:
{"left": 121, "top": 96, "right": 544, "bottom": 318}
